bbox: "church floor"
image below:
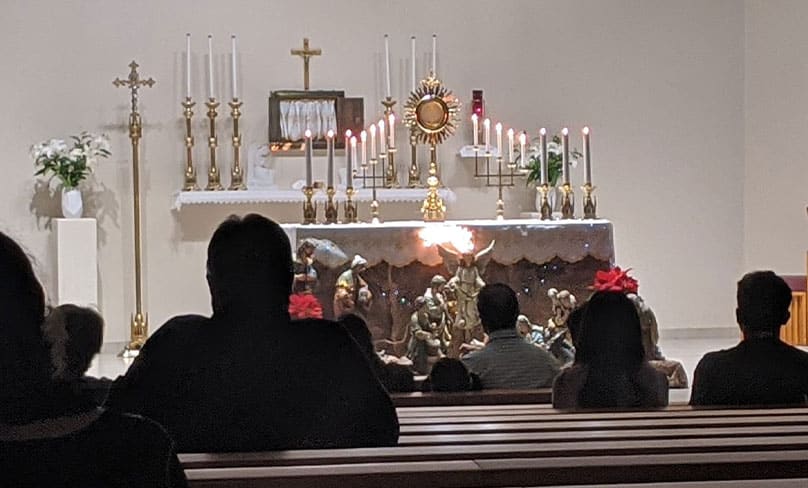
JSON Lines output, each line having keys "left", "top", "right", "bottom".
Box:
{"left": 89, "top": 335, "right": 806, "bottom": 405}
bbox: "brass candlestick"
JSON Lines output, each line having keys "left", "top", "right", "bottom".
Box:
{"left": 113, "top": 61, "right": 154, "bottom": 358}
{"left": 495, "top": 156, "right": 505, "bottom": 220}
{"left": 302, "top": 186, "right": 317, "bottom": 224}
{"left": 325, "top": 186, "right": 338, "bottom": 224}
{"left": 582, "top": 183, "right": 597, "bottom": 219}
{"left": 228, "top": 98, "right": 246, "bottom": 190}
{"left": 181, "top": 97, "right": 198, "bottom": 191}
{"left": 421, "top": 144, "right": 446, "bottom": 222}
{"left": 408, "top": 132, "right": 421, "bottom": 187}
{"left": 344, "top": 186, "right": 358, "bottom": 223}
{"left": 371, "top": 154, "right": 382, "bottom": 223}
{"left": 537, "top": 183, "right": 552, "bottom": 220}
{"left": 560, "top": 182, "right": 575, "bottom": 220}
{"left": 205, "top": 98, "right": 223, "bottom": 191}
{"left": 381, "top": 97, "right": 399, "bottom": 188}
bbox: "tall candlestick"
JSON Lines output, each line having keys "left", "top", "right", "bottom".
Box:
{"left": 561, "top": 127, "right": 570, "bottom": 185}
{"left": 388, "top": 113, "right": 396, "bottom": 149}
{"left": 348, "top": 134, "right": 356, "bottom": 187}
{"left": 484, "top": 118, "right": 491, "bottom": 153}
{"left": 539, "top": 128, "right": 548, "bottom": 185}
{"left": 384, "top": 34, "right": 391, "bottom": 98}
{"left": 582, "top": 126, "right": 591, "bottom": 185}
{"left": 185, "top": 33, "right": 191, "bottom": 99}
{"left": 305, "top": 129, "right": 313, "bottom": 186}
{"left": 519, "top": 132, "right": 527, "bottom": 170}
{"left": 361, "top": 130, "right": 368, "bottom": 166}
{"left": 326, "top": 129, "right": 334, "bottom": 187}
{"left": 472, "top": 114, "right": 478, "bottom": 146}
{"left": 379, "top": 119, "right": 386, "bottom": 154}
{"left": 410, "top": 36, "right": 416, "bottom": 92}
{"left": 370, "top": 124, "right": 377, "bottom": 160}
{"left": 507, "top": 128, "right": 514, "bottom": 164}
{"left": 231, "top": 35, "right": 238, "bottom": 99}
{"left": 495, "top": 122, "right": 502, "bottom": 157}
{"left": 431, "top": 34, "right": 437, "bottom": 75}
{"left": 207, "top": 35, "right": 214, "bottom": 99}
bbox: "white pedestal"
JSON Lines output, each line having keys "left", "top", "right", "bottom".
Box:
{"left": 52, "top": 218, "right": 98, "bottom": 307}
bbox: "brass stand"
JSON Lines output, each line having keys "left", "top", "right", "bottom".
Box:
{"left": 325, "top": 186, "right": 338, "bottom": 224}
{"left": 421, "top": 144, "right": 446, "bottom": 222}
{"left": 302, "top": 186, "right": 317, "bottom": 224}
{"left": 228, "top": 98, "right": 246, "bottom": 190}
{"left": 582, "top": 183, "right": 597, "bottom": 219}
{"left": 382, "top": 97, "right": 399, "bottom": 188}
{"left": 560, "top": 183, "right": 575, "bottom": 220}
{"left": 344, "top": 186, "right": 358, "bottom": 223}
{"left": 371, "top": 154, "right": 381, "bottom": 223}
{"left": 537, "top": 183, "right": 552, "bottom": 220}
{"left": 181, "top": 97, "right": 198, "bottom": 191}
{"left": 408, "top": 132, "right": 421, "bottom": 187}
{"left": 495, "top": 156, "right": 505, "bottom": 220}
{"left": 205, "top": 98, "right": 223, "bottom": 191}
{"left": 113, "top": 61, "right": 155, "bottom": 358}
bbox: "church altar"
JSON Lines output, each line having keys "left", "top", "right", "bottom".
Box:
{"left": 284, "top": 219, "right": 614, "bottom": 354}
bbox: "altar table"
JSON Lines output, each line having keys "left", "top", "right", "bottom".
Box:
{"left": 283, "top": 219, "right": 614, "bottom": 353}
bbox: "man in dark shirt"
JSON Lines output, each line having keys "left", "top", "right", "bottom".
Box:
{"left": 108, "top": 214, "right": 399, "bottom": 452}
{"left": 690, "top": 271, "right": 808, "bottom": 406}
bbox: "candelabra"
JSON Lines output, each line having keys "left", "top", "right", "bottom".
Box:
{"left": 344, "top": 186, "right": 358, "bottom": 223}
{"left": 181, "top": 97, "right": 198, "bottom": 191}
{"left": 560, "top": 182, "right": 575, "bottom": 220}
{"left": 205, "top": 98, "right": 223, "bottom": 191}
{"left": 228, "top": 98, "right": 246, "bottom": 190}
{"left": 537, "top": 183, "right": 552, "bottom": 220}
{"left": 302, "top": 186, "right": 317, "bottom": 224}
{"left": 408, "top": 132, "right": 421, "bottom": 187}
{"left": 371, "top": 153, "right": 382, "bottom": 223}
{"left": 582, "top": 183, "right": 597, "bottom": 219}
{"left": 381, "top": 97, "right": 399, "bottom": 188}
{"left": 495, "top": 156, "right": 506, "bottom": 220}
{"left": 325, "top": 186, "right": 338, "bottom": 224}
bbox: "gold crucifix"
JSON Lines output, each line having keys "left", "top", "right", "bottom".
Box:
{"left": 291, "top": 37, "right": 321, "bottom": 90}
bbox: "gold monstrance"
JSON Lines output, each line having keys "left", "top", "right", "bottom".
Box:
{"left": 404, "top": 74, "right": 460, "bottom": 222}
{"left": 113, "top": 61, "right": 155, "bottom": 358}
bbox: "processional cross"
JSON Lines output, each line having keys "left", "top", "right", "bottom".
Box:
{"left": 291, "top": 37, "right": 321, "bottom": 90}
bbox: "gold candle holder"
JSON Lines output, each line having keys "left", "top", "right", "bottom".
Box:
{"left": 228, "top": 98, "right": 246, "bottom": 190}
{"left": 421, "top": 144, "right": 446, "bottom": 222}
{"left": 344, "top": 186, "right": 358, "bottom": 223}
{"left": 495, "top": 156, "right": 505, "bottom": 220}
{"left": 324, "top": 186, "right": 338, "bottom": 224}
{"left": 370, "top": 154, "right": 381, "bottom": 223}
{"left": 582, "top": 183, "right": 597, "bottom": 219}
{"left": 381, "top": 97, "right": 399, "bottom": 188}
{"left": 560, "top": 182, "right": 575, "bottom": 220}
{"left": 205, "top": 98, "right": 223, "bottom": 191}
{"left": 181, "top": 97, "right": 198, "bottom": 191}
{"left": 408, "top": 132, "right": 421, "bottom": 188}
{"left": 302, "top": 186, "right": 317, "bottom": 224}
{"left": 537, "top": 183, "right": 552, "bottom": 220}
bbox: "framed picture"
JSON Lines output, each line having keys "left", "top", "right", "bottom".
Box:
{"left": 268, "top": 90, "right": 363, "bottom": 151}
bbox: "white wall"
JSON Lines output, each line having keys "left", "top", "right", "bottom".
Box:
{"left": 0, "top": 0, "right": 746, "bottom": 342}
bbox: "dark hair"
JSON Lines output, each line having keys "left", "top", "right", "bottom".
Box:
{"left": 576, "top": 291, "right": 645, "bottom": 408}
{"left": 51, "top": 305, "right": 104, "bottom": 379}
{"left": 567, "top": 302, "right": 588, "bottom": 351}
{"left": 477, "top": 283, "right": 520, "bottom": 334}
{"left": 426, "top": 358, "right": 474, "bottom": 392}
{"left": 736, "top": 271, "right": 792, "bottom": 334}
{"left": 206, "top": 214, "right": 293, "bottom": 315}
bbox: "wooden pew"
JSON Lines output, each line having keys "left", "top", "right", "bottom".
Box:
{"left": 391, "top": 389, "right": 552, "bottom": 407}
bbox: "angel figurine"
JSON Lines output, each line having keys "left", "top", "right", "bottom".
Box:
{"left": 437, "top": 240, "right": 495, "bottom": 357}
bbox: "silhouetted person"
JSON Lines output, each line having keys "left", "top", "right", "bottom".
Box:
{"left": 0, "top": 232, "right": 186, "bottom": 487}
{"left": 462, "top": 283, "right": 560, "bottom": 389}
{"left": 552, "top": 291, "right": 668, "bottom": 409}
{"left": 690, "top": 271, "right": 808, "bottom": 406}
{"left": 423, "top": 358, "right": 479, "bottom": 392}
{"left": 108, "top": 214, "right": 399, "bottom": 452}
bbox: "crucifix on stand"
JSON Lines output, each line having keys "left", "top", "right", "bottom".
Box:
{"left": 291, "top": 37, "right": 321, "bottom": 90}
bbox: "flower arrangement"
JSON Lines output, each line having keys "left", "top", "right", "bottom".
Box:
{"left": 31, "top": 132, "right": 111, "bottom": 189}
{"left": 592, "top": 267, "right": 639, "bottom": 294}
{"left": 518, "top": 135, "right": 582, "bottom": 187}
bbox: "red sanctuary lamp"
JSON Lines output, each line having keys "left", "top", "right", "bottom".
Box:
{"left": 472, "top": 90, "right": 484, "bottom": 141}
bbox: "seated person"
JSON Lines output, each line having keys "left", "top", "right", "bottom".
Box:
{"left": 690, "top": 271, "right": 808, "bottom": 406}
{"left": 462, "top": 284, "right": 561, "bottom": 389}
{"left": 552, "top": 291, "right": 669, "bottom": 409}
{"left": 0, "top": 232, "right": 186, "bottom": 487}
{"left": 108, "top": 214, "right": 399, "bottom": 452}
{"left": 422, "top": 358, "right": 480, "bottom": 392}
{"left": 339, "top": 313, "right": 414, "bottom": 392}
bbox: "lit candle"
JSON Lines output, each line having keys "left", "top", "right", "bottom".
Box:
{"left": 370, "top": 124, "right": 377, "bottom": 160}
{"left": 539, "top": 128, "right": 548, "bottom": 185}
{"left": 561, "top": 127, "right": 570, "bottom": 185}
{"left": 379, "top": 119, "right": 386, "bottom": 155}
{"left": 495, "top": 122, "right": 503, "bottom": 158}
{"left": 384, "top": 34, "right": 391, "bottom": 98}
{"left": 410, "top": 36, "right": 416, "bottom": 92}
{"left": 304, "top": 129, "right": 313, "bottom": 187}
{"left": 388, "top": 113, "right": 396, "bottom": 149}
{"left": 207, "top": 34, "right": 214, "bottom": 99}
{"left": 345, "top": 129, "right": 353, "bottom": 185}
{"left": 431, "top": 34, "right": 437, "bottom": 75}
{"left": 582, "top": 126, "right": 591, "bottom": 185}
{"left": 360, "top": 130, "right": 368, "bottom": 167}
{"left": 507, "top": 128, "right": 514, "bottom": 164}
{"left": 483, "top": 118, "right": 491, "bottom": 153}
{"left": 326, "top": 129, "right": 334, "bottom": 187}
{"left": 231, "top": 35, "right": 238, "bottom": 99}
{"left": 519, "top": 132, "right": 527, "bottom": 170}
{"left": 349, "top": 135, "right": 357, "bottom": 187}
{"left": 185, "top": 33, "right": 191, "bottom": 99}
{"left": 471, "top": 114, "right": 479, "bottom": 147}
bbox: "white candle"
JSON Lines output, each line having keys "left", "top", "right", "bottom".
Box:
{"left": 185, "top": 33, "right": 191, "bottom": 99}
{"left": 348, "top": 135, "right": 357, "bottom": 187}
{"left": 379, "top": 119, "right": 386, "bottom": 155}
{"left": 388, "top": 113, "right": 396, "bottom": 149}
{"left": 304, "top": 129, "right": 313, "bottom": 187}
{"left": 582, "top": 126, "right": 591, "bottom": 185}
{"left": 539, "top": 128, "right": 548, "bottom": 185}
{"left": 231, "top": 35, "right": 238, "bottom": 100}
{"left": 471, "top": 114, "right": 478, "bottom": 147}
{"left": 519, "top": 132, "right": 527, "bottom": 170}
{"left": 483, "top": 118, "right": 491, "bottom": 153}
{"left": 561, "top": 127, "right": 570, "bottom": 185}
{"left": 384, "top": 34, "right": 391, "bottom": 98}
{"left": 495, "top": 122, "right": 503, "bottom": 157}
{"left": 431, "top": 34, "right": 437, "bottom": 75}
{"left": 370, "top": 124, "right": 377, "bottom": 160}
{"left": 344, "top": 130, "right": 352, "bottom": 185}
{"left": 507, "top": 128, "right": 514, "bottom": 164}
{"left": 360, "top": 130, "right": 368, "bottom": 167}
{"left": 410, "top": 36, "right": 416, "bottom": 92}
{"left": 326, "top": 129, "right": 334, "bottom": 187}
{"left": 207, "top": 35, "right": 214, "bottom": 99}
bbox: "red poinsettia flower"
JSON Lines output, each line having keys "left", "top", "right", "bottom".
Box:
{"left": 289, "top": 293, "right": 324, "bottom": 319}
{"left": 592, "top": 267, "right": 639, "bottom": 294}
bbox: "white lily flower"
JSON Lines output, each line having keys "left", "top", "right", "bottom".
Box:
{"left": 547, "top": 142, "right": 561, "bottom": 155}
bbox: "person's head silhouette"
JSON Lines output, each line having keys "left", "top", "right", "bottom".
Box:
{"left": 207, "top": 214, "right": 293, "bottom": 317}
{"left": 736, "top": 271, "right": 792, "bottom": 338}
{"left": 477, "top": 283, "right": 520, "bottom": 334}
{"left": 576, "top": 291, "right": 644, "bottom": 369}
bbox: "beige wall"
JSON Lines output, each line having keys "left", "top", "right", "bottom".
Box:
{"left": 0, "top": 0, "right": 747, "bottom": 342}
